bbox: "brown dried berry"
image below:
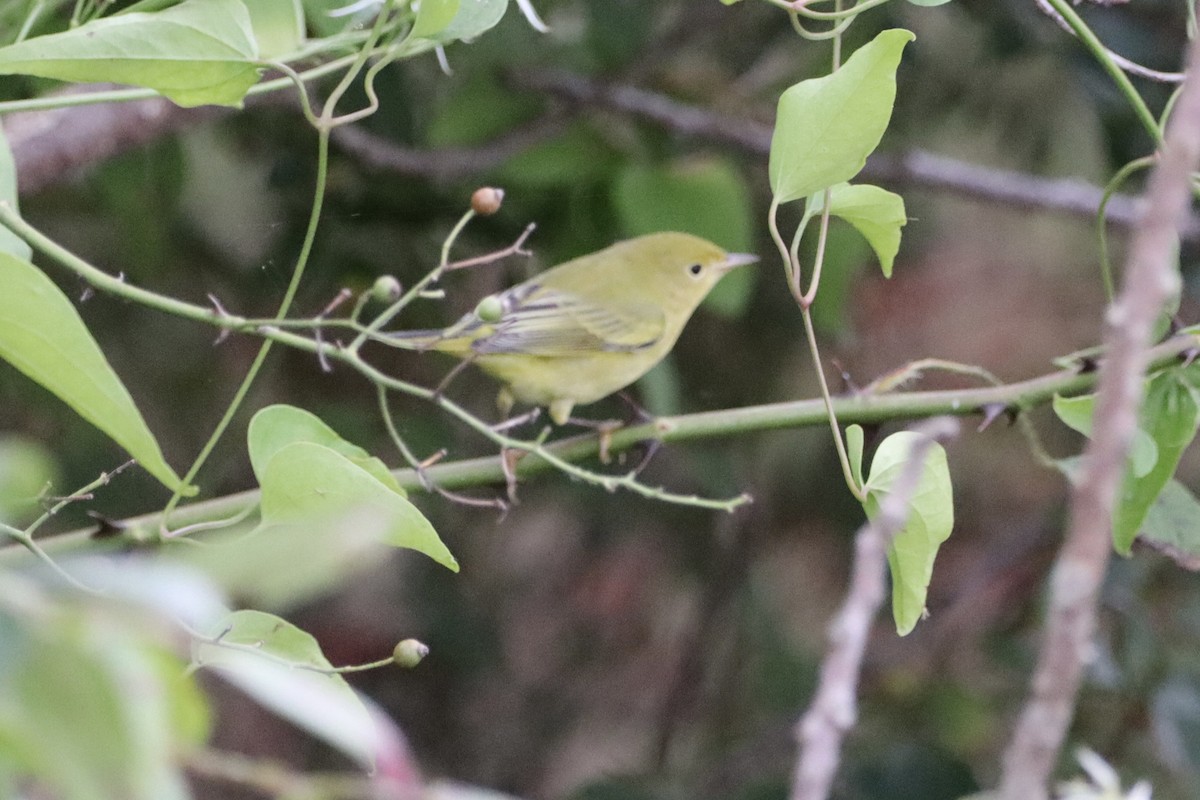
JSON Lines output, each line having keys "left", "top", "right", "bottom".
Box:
{"left": 471, "top": 186, "right": 505, "bottom": 216}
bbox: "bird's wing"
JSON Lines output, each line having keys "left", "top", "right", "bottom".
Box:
{"left": 470, "top": 283, "right": 666, "bottom": 356}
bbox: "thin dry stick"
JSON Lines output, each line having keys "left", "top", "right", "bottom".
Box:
{"left": 510, "top": 69, "right": 1200, "bottom": 238}
{"left": 1034, "top": 0, "right": 1185, "bottom": 84}
{"left": 997, "top": 31, "right": 1200, "bottom": 800}
{"left": 791, "top": 417, "right": 960, "bottom": 800}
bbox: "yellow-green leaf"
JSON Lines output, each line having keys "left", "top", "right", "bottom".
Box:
{"left": 259, "top": 441, "right": 456, "bottom": 570}
{"left": 411, "top": 0, "right": 461, "bottom": 39}
{"left": 863, "top": 431, "right": 954, "bottom": 635}
{"left": 769, "top": 29, "right": 913, "bottom": 204}
{"left": 247, "top": 404, "right": 404, "bottom": 496}
{"left": 0, "top": 124, "right": 30, "bottom": 261}
{"left": 193, "top": 610, "right": 377, "bottom": 767}
{"left": 0, "top": 0, "right": 260, "bottom": 108}
{"left": 808, "top": 183, "right": 907, "bottom": 277}
{"left": 0, "top": 253, "right": 191, "bottom": 494}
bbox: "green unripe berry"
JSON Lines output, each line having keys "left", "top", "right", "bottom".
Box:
{"left": 371, "top": 275, "right": 402, "bottom": 303}
{"left": 392, "top": 638, "right": 429, "bottom": 668}
{"left": 474, "top": 294, "right": 505, "bottom": 323}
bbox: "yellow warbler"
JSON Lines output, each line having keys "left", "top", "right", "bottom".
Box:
{"left": 387, "top": 232, "right": 758, "bottom": 424}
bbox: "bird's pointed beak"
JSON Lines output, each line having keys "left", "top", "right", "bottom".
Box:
{"left": 719, "top": 252, "right": 759, "bottom": 272}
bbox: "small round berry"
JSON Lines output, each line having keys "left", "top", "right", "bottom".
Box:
{"left": 474, "top": 294, "right": 505, "bottom": 323}
{"left": 392, "top": 639, "right": 430, "bottom": 668}
{"left": 371, "top": 275, "right": 402, "bottom": 303}
{"left": 471, "top": 186, "right": 505, "bottom": 216}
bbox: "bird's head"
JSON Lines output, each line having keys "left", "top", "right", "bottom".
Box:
{"left": 618, "top": 232, "right": 759, "bottom": 312}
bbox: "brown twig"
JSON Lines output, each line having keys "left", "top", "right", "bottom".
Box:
{"left": 445, "top": 222, "right": 536, "bottom": 271}
{"left": 1034, "top": 0, "right": 1185, "bottom": 84}
{"left": 10, "top": 76, "right": 1188, "bottom": 239}
{"left": 5, "top": 86, "right": 220, "bottom": 194}
{"left": 997, "top": 29, "right": 1200, "bottom": 800}
{"left": 790, "top": 417, "right": 960, "bottom": 800}
{"left": 329, "top": 115, "right": 569, "bottom": 182}
{"left": 510, "top": 68, "right": 1200, "bottom": 239}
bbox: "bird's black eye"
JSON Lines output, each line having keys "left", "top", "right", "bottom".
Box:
{"left": 688, "top": 263, "right": 703, "bottom": 276}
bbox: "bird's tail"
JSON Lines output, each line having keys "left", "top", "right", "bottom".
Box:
{"left": 377, "top": 327, "right": 473, "bottom": 355}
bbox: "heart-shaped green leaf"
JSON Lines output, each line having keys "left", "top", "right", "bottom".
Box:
{"left": 863, "top": 430, "right": 954, "bottom": 635}
{"left": 0, "top": 0, "right": 260, "bottom": 108}
{"left": 770, "top": 29, "right": 914, "bottom": 204}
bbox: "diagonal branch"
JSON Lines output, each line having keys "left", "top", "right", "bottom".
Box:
{"left": 997, "top": 28, "right": 1200, "bottom": 800}
{"left": 329, "top": 114, "right": 569, "bottom": 182}
{"left": 8, "top": 76, "right": 1192, "bottom": 237}
{"left": 2, "top": 332, "right": 1197, "bottom": 566}
{"left": 511, "top": 68, "right": 1199, "bottom": 238}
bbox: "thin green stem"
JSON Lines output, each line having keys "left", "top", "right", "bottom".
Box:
{"left": 788, "top": 5, "right": 859, "bottom": 498}
{"left": 788, "top": 212, "right": 808, "bottom": 294}
{"left": 14, "top": 0, "right": 46, "bottom": 43}
{"left": 1043, "top": 0, "right": 1162, "bottom": 145}
{"left": 788, "top": 0, "right": 889, "bottom": 20}
{"left": 192, "top": 626, "right": 395, "bottom": 676}
{"left": 349, "top": 208, "right": 477, "bottom": 351}
{"left": 319, "top": 0, "right": 397, "bottom": 123}
{"left": 0, "top": 201, "right": 230, "bottom": 324}
{"left": 768, "top": 198, "right": 802, "bottom": 300}
{"left": 1096, "top": 156, "right": 1156, "bottom": 303}
{"left": 23, "top": 459, "right": 134, "bottom": 539}
{"left": 802, "top": 306, "right": 864, "bottom": 501}
{"left": 1161, "top": 83, "right": 1185, "bottom": 129}
{"left": 264, "top": 60, "right": 320, "bottom": 128}
{"left": 0, "top": 524, "right": 94, "bottom": 592}
{"left": 2, "top": 461, "right": 135, "bottom": 591}
{"left": 787, "top": 10, "right": 853, "bottom": 41}
{"left": 160, "top": 127, "right": 334, "bottom": 532}
{"left": 17, "top": 332, "right": 1199, "bottom": 563}
{"left": 328, "top": 47, "right": 405, "bottom": 127}
{"left": 801, "top": 189, "right": 833, "bottom": 308}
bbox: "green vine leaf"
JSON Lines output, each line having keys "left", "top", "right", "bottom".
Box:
{"left": 1053, "top": 370, "right": 1200, "bottom": 553}
{"left": 0, "top": 0, "right": 261, "bottom": 108}
{"left": 411, "top": 0, "right": 461, "bottom": 39}
{"left": 769, "top": 28, "right": 914, "bottom": 204}
{"left": 1, "top": 565, "right": 215, "bottom": 800}
{"left": 436, "top": 0, "right": 509, "bottom": 43}
{"left": 0, "top": 125, "right": 30, "bottom": 261}
{"left": 258, "top": 441, "right": 457, "bottom": 571}
{"left": 248, "top": 404, "right": 404, "bottom": 496}
{"left": 1053, "top": 392, "right": 1158, "bottom": 477}
{"left": 808, "top": 183, "right": 907, "bottom": 277}
{"left": 193, "top": 609, "right": 378, "bottom": 767}
{"left": 847, "top": 423, "right": 865, "bottom": 489}
{"left": 0, "top": 253, "right": 192, "bottom": 494}
{"left": 245, "top": 0, "right": 304, "bottom": 59}
{"left": 1114, "top": 371, "right": 1200, "bottom": 552}
{"left": 1137, "top": 479, "right": 1200, "bottom": 567}
{"left": 174, "top": 423, "right": 454, "bottom": 606}
{"left": 863, "top": 431, "right": 954, "bottom": 636}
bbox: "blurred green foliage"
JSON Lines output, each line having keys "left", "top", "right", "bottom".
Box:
{"left": 4, "top": 1, "right": 1200, "bottom": 799}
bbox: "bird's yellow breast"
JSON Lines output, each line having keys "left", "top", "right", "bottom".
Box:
{"left": 474, "top": 344, "right": 670, "bottom": 407}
